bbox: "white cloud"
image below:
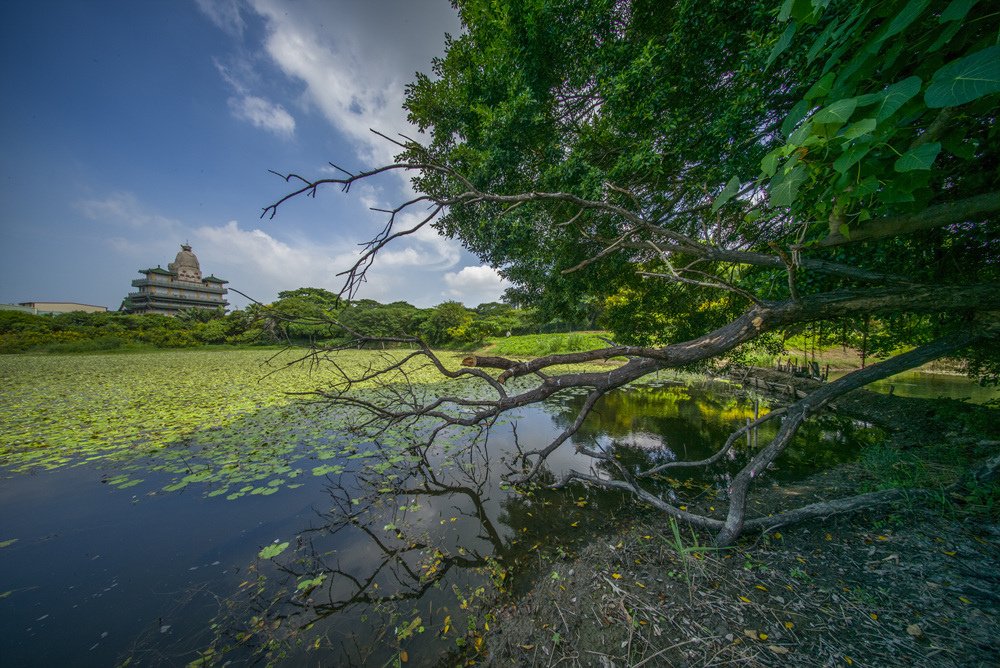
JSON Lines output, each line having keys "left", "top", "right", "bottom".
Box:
{"left": 442, "top": 265, "right": 510, "bottom": 306}
{"left": 244, "top": 0, "right": 460, "bottom": 164}
{"left": 193, "top": 219, "right": 466, "bottom": 307}
{"left": 194, "top": 0, "right": 246, "bottom": 38}
{"left": 214, "top": 58, "right": 295, "bottom": 137}
{"left": 195, "top": 221, "right": 337, "bottom": 297}
{"left": 228, "top": 95, "right": 296, "bottom": 136}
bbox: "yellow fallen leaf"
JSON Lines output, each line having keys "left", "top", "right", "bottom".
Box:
{"left": 612, "top": 573, "right": 622, "bottom": 580}
{"left": 739, "top": 596, "right": 752, "bottom": 603}
{"left": 635, "top": 582, "right": 646, "bottom": 588}
{"left": 642, "top": 535, "right": 652, "bottom": 539}
{"left": 679, "top": 505, "right": 687, "bottom": 511}
{"left": 756, "top": 585, "right": 768, "bottom": 591}
{"left": 942, "top": 550, "right": 956, "bottom": 557}
{"left": 959, "top": 596, "right": 972, "bottom": 604}
{"left": 773, "top": 532, "right": 782, "bottom": 539}
{"left": 400, "top": 650, "right": 409, "bottom": 663}
{"left": 570, "top": 521, "right": 579, "bottom": 527}
{"left": 443, "top": 615, "right": 451, "bottom": 634}
{"left": 845, "top": 657, "right": 853, "bottom": 665}
{"left": 769, "top": 645, "right": 790, "bottom": 655}
{"left": 519, "top": 644, "right": 535, "bottom": 650}
{"left": 758, "top": 632, "right": 768, "bottom": 640}
{"left": 825, "top": 533, "right": 833, "bottom": 541}
{"left": 784, "top": 621, "right": 794, "bottom": 630}
{"left": 484, "top": 621, "right": 489, "bottom": 631}
{"left": 743, "top": 629, "right": 758, "bottom": 639}
{"left": 869, "top": 613, "right": 878, "bottom": 621}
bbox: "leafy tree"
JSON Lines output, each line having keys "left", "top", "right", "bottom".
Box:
{"left": 265, "top": 0, "right": 999, "bottom": 545}
{"left": 419, "top": 301, "right": 474, "bottom": 345}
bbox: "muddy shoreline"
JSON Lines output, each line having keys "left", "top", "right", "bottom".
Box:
{"left": 474, "top": 370, "right": 1000, "bottom": 667}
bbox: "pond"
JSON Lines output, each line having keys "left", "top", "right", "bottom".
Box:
{"left": 0, "top": 352, "right": 895, "bottom": 666}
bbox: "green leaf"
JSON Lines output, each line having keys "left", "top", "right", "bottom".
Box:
{"left": 872, "top": 77, "right": 921, "bottom": 122}
{"left": 943, "top": 136, "right": 976, "bottom": 159}
{"left": 782, "top": 100, "right": 812, "bottom": 137}
{"left": 925, "top": 47, "right": 1000, "bottom": 108}
{"left": 939, "top": 0, "right": 979, "bottom": 22}
{"left": 788, "top": 121, "right": 814, "bottom": 146}
{"left": 841, "top": 118, "right": 876, "bottom": 140}
{"left": 929, "top": 21, "right": 963, "bottom": 52}
{"left": 878, "top": 0, "right": 930, "bottom": 43}
{"left": 767, "top": 23, "right": 797, "bottom": 67}
{"left": 712, "top": 177, "right": 741, "bottom": 213}
{"left": 761, "top": 151, "right": 780, "bottom": 177}
{"left": 258, "top": 541, "right": 290, "bottom": 560}
{"left": 806, "top": 21, "right": 836, "bottom": 64}
{"left": 833, "top": 143, "right": 871, "bottom": 173}
{"left": 812, "top": 98, "right": 857, "bottom": 125}
{"left": 769, "top": 164, "right": 808, "bottom": 207}
{"left": 855, "top": 175, "right": 880, "bottom": 197}
{"left": 788, "top": 0, "right": 815, "bottom": 21}
{"left": 296, "top": 574, "right": 326, "bottom": 591}
{"left": 805, "top": 72, "right": 836, "bottom": 101}
{"left": 777, "top": 0, "right": 795, "bottom": 21}
{"left": 894, "top": 142, "right": 941, "bottom": 172}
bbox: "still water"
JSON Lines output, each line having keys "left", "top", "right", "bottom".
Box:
{"left": 0, "top": 376, "right": 926, "bottom": 665}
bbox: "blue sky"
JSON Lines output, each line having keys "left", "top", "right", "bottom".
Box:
{"left": 0, "top": 0, "right": 508, "bottom": 310}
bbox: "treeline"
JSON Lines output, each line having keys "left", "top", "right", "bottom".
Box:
{"left": 0, "top": 287, "right": 586, "bottom": 353}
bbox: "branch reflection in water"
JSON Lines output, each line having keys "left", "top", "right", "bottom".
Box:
{"left": 196, "top": 378, "right": 875, "bottom": 665}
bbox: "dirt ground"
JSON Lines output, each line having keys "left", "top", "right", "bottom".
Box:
{"left": 476, "top": 375, "right": 1000, "bottom": 667}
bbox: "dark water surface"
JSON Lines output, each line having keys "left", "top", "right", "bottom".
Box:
{"left": 0, "top": 378, "right": 894, "bottom": 666}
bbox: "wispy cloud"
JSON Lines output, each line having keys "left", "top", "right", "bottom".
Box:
{"left": 213, "top": 58, "right": 296, "bottom": 137}
{"left": 228, "top": 95, "right": 295, "bottom": 136}
{"left": 194, "top": 0, "right": 246, "bottom": 38}
{"left": 244, "top": 0, "right": 460, "bottom": 164}
{"left": 195, "top": 219, "right": 466, "bottom": 306}
{"left": 442, "top": 265, "right": 510, "bottom": 306}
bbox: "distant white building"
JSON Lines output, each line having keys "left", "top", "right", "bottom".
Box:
{"left": 121, "top": 244, "right": 228, "bottom": 316}
{"left": 14, "top": 302, "right": 108, "bottom": 315}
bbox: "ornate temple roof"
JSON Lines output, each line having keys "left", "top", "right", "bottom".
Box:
{"left": 167, "top": 244, "right": 202, "bottom": 282}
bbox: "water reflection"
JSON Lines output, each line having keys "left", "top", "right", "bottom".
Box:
{"left": 827, "top": 369, "right": 999, "bottom": 404}
{"left": 1, "top": 379, "right": 881, "bottom": 666}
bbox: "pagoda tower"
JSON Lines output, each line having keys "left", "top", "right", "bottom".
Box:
{"left": 121, "top": 244, "right": 228, "bottom": 315}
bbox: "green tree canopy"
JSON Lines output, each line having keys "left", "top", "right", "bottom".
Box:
{"left": 265, "top": 0, "right": 1000, "bottom": 545}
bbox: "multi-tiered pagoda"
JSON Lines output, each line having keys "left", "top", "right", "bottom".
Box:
{"left": 121, "top": 244, "right": 228, "bottom": 315}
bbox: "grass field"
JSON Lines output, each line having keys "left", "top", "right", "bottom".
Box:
{"left": 477, "top": 331, "right": 616, "bottom": 357}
